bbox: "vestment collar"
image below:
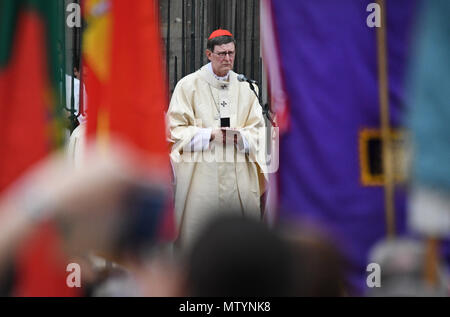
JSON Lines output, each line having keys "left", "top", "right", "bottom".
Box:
{"left": 198, "top": 64, "right": 237, "bottom": 90}
{"left": 206, "top": 62, "right": 230, "bottom": 81}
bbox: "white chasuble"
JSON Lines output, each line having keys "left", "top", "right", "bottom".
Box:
{"left": 167, "top": 64, "right": 267, "bottom": 248}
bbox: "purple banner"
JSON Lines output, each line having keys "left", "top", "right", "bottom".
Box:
{"left": 272, "top": 0, "right": 418, "bottom": 294}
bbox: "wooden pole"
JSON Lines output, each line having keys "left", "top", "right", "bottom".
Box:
{"left": 424, "top": 238, "right": 439, "bottom": 286}
{"left": 376, "top": 0, "right": 396, "bottom": 238}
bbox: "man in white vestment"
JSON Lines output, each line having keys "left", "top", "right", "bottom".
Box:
{"left": 66, "top": 67, "right": 88, "bottom": 125}
{"left": 166, "top": 29, "right": 267, "bottom": 249}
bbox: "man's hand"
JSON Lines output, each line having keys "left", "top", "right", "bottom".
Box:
{"left": 211, "top": 129, "right": 225, "bottom": 144}
{"left": 211, "top": 128, "right": 244, "bottom": 148}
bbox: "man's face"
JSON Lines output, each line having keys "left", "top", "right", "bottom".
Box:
{"left": 206, "top": 42, "right": 235, "bottom": 77}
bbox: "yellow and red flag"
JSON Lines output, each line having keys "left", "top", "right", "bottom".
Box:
{"left": 83, "top": 0, "right": 175, "bottom": 240}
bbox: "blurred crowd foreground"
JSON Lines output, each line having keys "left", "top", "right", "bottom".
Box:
{"left": 0, "top": 140, "right": 345, "bottom": 297}
{"left": 0, "top": 141, "right": 447, "bottom": 297}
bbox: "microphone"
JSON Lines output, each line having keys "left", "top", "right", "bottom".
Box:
{"left": 238, "top": 74, "right": 259, "bottom": 100}
{"left": 238, "top": 74, "right": 276, "bottom": 127}
{"left": 237, "top": 74, "right": 258, "bottom": 84}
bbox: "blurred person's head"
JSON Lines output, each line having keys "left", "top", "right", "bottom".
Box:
{"left": 46, "top": 142, "right": 173, "bottom": 267}
{"left": 281, "top": 222, "right": 348, "bottom": 297}
{"left": 206, "top": 29, "right": 236, "bottom": 77}
{"left": 184, "top": 214, "right": 295, "bottom": 296}
{"left": 0, "top": 142, "right": 174, "bottom": 296}
{"left": 184, "top": 214, "right": 347, "bottom": 297}
{"left": 55, "top": 181, "right": 170, "bottom": 266}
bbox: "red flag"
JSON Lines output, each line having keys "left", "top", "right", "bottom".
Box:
{"left": 84, "top": 0, "right": 175, "bottom": 241}
{"left": 0, "top": 11, "right": 49, "bottom": 192}
{"left": 0, "top": 1, "right": 79, "bottom": 297}
{"left": 109, "top": 0, "right": 169, "bottom": 157}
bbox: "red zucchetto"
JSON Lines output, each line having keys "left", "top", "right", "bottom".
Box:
{"left": 208, "top": 29, "right": 233, "bottom": 40}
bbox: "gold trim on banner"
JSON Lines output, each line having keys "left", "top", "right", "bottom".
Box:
{"left": 359, "top": 128, "right": 407, "bottom": 187}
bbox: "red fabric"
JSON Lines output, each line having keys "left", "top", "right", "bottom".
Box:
{"left": 110, "top": 0, "right": 175, "bottom": 240}
{"left": 14, "top": 223, "right": 79, "bottom": 297}
{"left": 0, "top": 11, "right": 80, "bottom": 297}
{"left": 84, "top": 61, "right": 105, "bottom": 137}
{"left": 84, "top": 0, "right": 176, "bottom": 240}
{"left": 0, "top": 12, "right": 49, "bottom": 192}
{"left": 208, "top": 29, "right": 233, "bottom": 40}
{"left": 109, "top": 0, "right": 169, "bottom": 157}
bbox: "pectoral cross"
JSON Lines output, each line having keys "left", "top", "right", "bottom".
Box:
{"left": 221, "top": 84, "right": 228, "bottom": 90}
{"left": 221, "top": 101, "right": 227, "bottom": 108}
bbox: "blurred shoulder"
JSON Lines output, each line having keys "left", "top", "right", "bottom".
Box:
{"left": 174, "top": 69, "right": 203, "bottom": 92}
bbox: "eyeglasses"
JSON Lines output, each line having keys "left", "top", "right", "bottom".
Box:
{"left": 213, "top": 51, "right": 235, "bottom": 58}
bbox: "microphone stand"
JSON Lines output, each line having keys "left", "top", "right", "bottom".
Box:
{"left": 246, "top": 81, "right": 277, "bottom": 127}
